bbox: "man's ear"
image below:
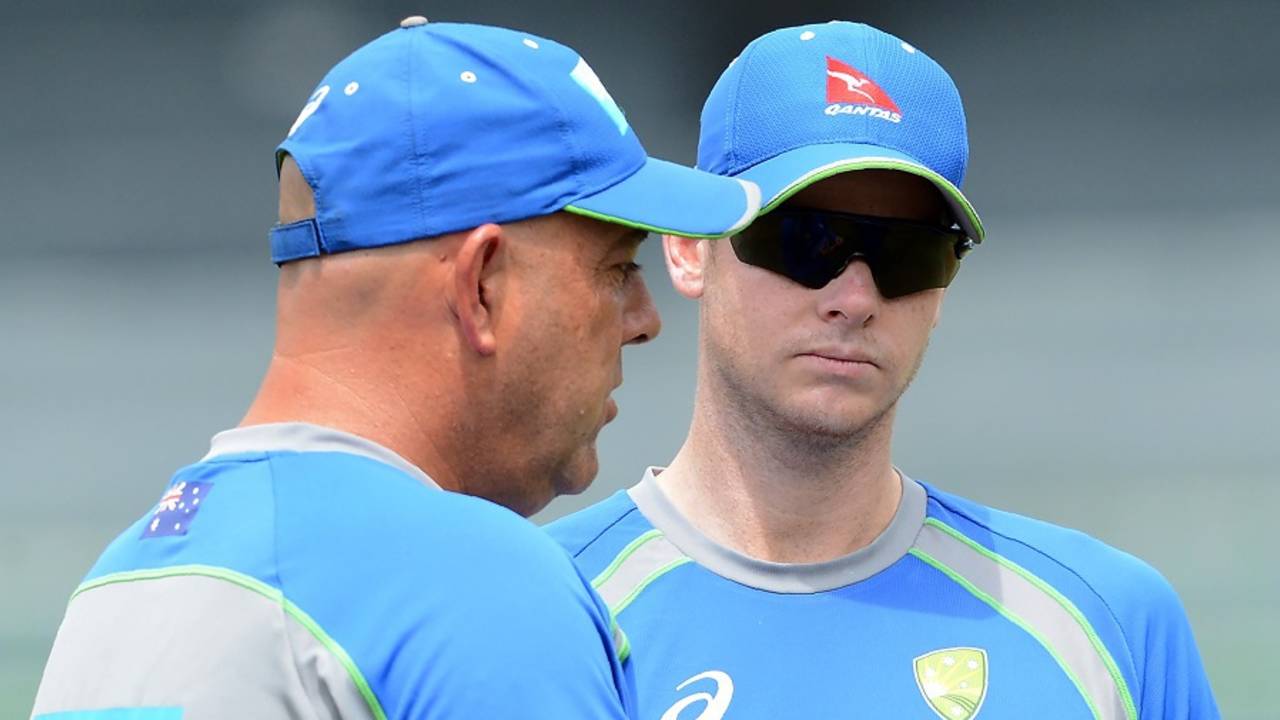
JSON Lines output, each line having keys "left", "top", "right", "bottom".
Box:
{"left": 452, "top": 223, "right": 505, "bottom": 357}
{"left": 277, "top": 155, "right": 317, "bottom": 224}
{"left": 663, "top": 234, "right": 710, "bottom": 300}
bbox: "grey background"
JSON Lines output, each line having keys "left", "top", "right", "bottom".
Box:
{"left": 2, "top": 0, "right": 1276, "bottom": 717}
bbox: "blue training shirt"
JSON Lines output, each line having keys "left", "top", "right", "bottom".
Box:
{"left": 547, "top": 468, "right": 1218, "bottom": 720}
{"left": 32, "top": 423, "right": 636, "bottom": 720}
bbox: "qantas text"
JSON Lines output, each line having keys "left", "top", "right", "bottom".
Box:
{"left": 824, "top": 104, "right": 902, "bottom": 123}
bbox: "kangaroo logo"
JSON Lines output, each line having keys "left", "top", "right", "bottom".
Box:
{"left": 827, "top": 69, "right": 874, "bottom": 102}
{"left": 825, "top": 56, "right": 900, "bottom": 113}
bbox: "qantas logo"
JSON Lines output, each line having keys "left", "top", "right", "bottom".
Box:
{"left": 824, "top": 56, "right": 902, "bottom": 123}
{"left": 660, "top": 670, "right": 734, "bottom": 720}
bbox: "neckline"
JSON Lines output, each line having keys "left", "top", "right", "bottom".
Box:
{"left": 202, "top": 422, "right": 440, "bottom": 490}
{"left": 627, "top": 467, "right": 926, "bottom": 593}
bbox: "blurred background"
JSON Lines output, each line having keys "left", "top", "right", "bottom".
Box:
{"left": 2, "top": 0, "right": 1276, "bottom": 716}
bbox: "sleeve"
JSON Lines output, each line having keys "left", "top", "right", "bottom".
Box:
{"left": 397, "top": 539, "right": 637, "bottom": 720}
{"left": 271, "top": 460, "right": 635, "bottom": 720}
{"left": 1118, "top": 561, "right": 1220, "bottom": 720}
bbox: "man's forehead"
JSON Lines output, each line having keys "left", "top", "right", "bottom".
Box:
{"left": 587, "top": 218, "right": 648, "bottom": 252}
{"left": 785, "top": 169, "right": 947, "bottom": 220}
{"left": 601, "top": 227, "right": 648, "bottom": 262}
{"left": 791, "top": 169, "right": 939, "bottom": 201}
{"left": 616, "top": 227, "right": 650, "bottom": 246}
{"left": 543, "top": 213, "right": 648, "bottom": 265}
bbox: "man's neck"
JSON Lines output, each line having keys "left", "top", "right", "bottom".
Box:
{"left": 655, "top": 392, "right": 902, "bottom": 565}
{"left": 240, "top": 354, "right": 465, "bottom": 493}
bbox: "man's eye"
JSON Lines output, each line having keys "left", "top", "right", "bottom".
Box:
{"left": 618, "top": 261, "right": 642, "bottom": 280}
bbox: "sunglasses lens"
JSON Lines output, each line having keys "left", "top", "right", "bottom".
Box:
{"left": 869, "top": 224, "right": 962, "bottom": 298}
{"left": 731, "top": 210, "right": 966, "bottom": 298}
{"left": 730, "top": 213, "right": 840, "bottom": 289}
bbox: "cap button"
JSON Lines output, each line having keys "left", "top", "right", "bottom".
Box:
{"left": 399, "top": 15, "right": 428, "bottom": 28}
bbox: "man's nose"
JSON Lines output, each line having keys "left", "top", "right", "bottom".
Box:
{"left": 623, "top": 275, "right": 662, "bottom": 345}
{"left": 815, "top": 258, "right": 879, "bottom": 326}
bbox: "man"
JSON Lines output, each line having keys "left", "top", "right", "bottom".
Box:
{"left": 31, "top": 18, "right": 759, "bottom": 720}
{"left": 549, "top": 21, "right": 1218, "bottom": 720}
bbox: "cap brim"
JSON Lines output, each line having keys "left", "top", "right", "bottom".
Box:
{"left": 735, "top": 143, "right": 984, "bottom": 243}
{"left": 565, "top": 157, "right": 761, "bottom": 239}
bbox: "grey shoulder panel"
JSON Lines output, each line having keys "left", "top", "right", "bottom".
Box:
{"left": 593, "top": 530, "right": 691, "bottom": 614}
{"left": 31, "top": 573, "right": 376, "bottom": 720}
{"left": 912, "top": 521, "right": 1133, "bottom": 720}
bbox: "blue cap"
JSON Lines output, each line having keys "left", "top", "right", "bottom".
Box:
{"left": 270, "top": 18, "right": 761, "bottom": 264}
{"left": 698, "top": 21, "right": 983, "bottom": 242}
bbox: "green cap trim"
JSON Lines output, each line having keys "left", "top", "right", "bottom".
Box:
{"left": 74, "top": 565, "right": 389, "bottom": 720}
{"left": 562, "top": 205, "right": 736, "bottom": 240}
{"left": 564, "top": 177, "right": 759, "bottom": 240}
{"left": 761, "top": 157, "right": 985, "bottom": 243}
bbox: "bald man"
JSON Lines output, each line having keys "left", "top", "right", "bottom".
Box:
{"left": 30, "top": 19, "right": 758, "bottom": 720}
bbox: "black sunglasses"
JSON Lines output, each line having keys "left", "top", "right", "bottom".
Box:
{"left": 730, "top": 208, "right": 978, "bottom": 299}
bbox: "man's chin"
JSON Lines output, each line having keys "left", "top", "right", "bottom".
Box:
{"left": 774, "top": 400, "right": 892, "bottom": 442}
{"left": 468, "top": 444, "right": 600, "bottom": 517}
{"left": 552, "top": 446, "right": 601, "bottom": 498}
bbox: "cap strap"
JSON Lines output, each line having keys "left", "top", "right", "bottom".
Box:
{"left": 269, "top": 218, "right": 325, "bottom": 265}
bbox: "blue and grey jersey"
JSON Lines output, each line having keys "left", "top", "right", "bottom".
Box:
{"left": 32, "top": 423, "right": 635, "bottom": 720}
{"left": 547, "top": 469, "right": 1218, "bottom": 720}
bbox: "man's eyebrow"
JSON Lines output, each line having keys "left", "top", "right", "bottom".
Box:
{"left": 604, "top": 227, "right": 649, "bottom": 254}
{"left": 621, "top": 227, "right": 650, "bottom": 245}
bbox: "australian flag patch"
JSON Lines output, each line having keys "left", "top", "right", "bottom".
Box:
{"left": 141, "top": 481, "right": 212, "bottom": 538}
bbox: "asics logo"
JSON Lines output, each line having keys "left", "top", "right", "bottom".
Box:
{"left": 660, "top": 670, "right": 734, "bottom": 720}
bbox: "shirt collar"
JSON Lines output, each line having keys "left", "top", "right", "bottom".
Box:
{"left": 202, "top": 422, "right": 440, "bottom": 490}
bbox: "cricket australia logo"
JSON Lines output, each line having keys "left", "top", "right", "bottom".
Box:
{"left": 914, "top": 647, "right": 988, "bottom": 720}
